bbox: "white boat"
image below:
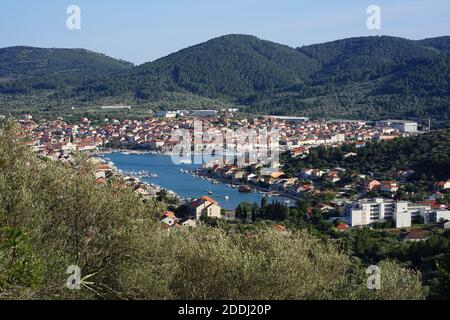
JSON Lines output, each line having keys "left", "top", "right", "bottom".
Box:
{"left": 225, "top": 196, "right": 229, "bottom": 200}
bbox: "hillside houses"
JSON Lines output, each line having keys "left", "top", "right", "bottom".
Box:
{"left": 361, "top": 179, "right": 381, "bottom": 192}
{"left": 435, "top": 180, "right": 450, "bottom": 190}
{"left": 380, "top": 181, "right": 399, "bottom": 193}
{"left": 188, "top": 196, "right": 222, "bottom": 220}
{"left": 360, "top": 180, "right": 399, "bottom": 194}
{"left": 16, "top": 115, "right": 421, "bottom": 160}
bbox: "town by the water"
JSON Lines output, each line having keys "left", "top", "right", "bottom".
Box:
{"left": 13, "top": 108, "right": 450, "bottom": 237}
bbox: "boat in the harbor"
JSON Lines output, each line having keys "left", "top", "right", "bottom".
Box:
{"left": 208, "top": 191, "right": 213, "bottom": 195}
{"left": 238, "top": 185, "right": 251, "bottom": 193}
{"left": 224, "top": 196, "right": 230, "bottom": 200}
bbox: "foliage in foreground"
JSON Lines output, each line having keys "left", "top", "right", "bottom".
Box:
{"left": 0, "top": 121, "right": 425, "bottom": 299}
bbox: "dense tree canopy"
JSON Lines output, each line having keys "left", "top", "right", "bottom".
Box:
{"left": 1, "top": 35, "right": 449, "bottom": 119}
{"left": 0, "top": 121, "right": 425, "bottom": 300}
{"left": 283, "top": 129, "right": 450, "bottom": 181}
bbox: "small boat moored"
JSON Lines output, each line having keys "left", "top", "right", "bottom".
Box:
{"left": 238, "top": 185, "right": 252, "bottom": 193}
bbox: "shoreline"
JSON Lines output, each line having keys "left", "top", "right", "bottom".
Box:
{"left": 193, "top": 169, "right": 300, "bottom": 203}
{"left": 94, "top": 150, "right": 184, "bottom": 204}
{"left": 95, "top": 148, "right": 298, "bottom": 208}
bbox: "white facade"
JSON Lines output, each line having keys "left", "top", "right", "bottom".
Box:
{"left": 431, "top": 210, "right": 450, "bottom": 223}
{"left": 156, "top": 111, "right": 178, "bottom": 118}
{"left": 347, "top": 198, "right": 430, "bottom": 228}
{"left": 101, "top": 105, "right": 132, "bottom": 110}
{"left": 190, "top": 110, "right": 218, "bottom": 117}
{"left": 377, "top": 120, "right": 418, "bottom": 133}
{"left": 392, "top": 121, "right": 418, "bottom": 133}
{"left": 394, "top": 202, "right": 411, "bottom": 228}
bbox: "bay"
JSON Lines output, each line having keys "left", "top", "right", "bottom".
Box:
{"left": 105, "top": 152, "right": 294, "bottom": 210}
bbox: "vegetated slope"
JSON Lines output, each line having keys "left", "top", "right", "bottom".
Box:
{"left": 283, "top": 129, "right": 450, "bottom": 181}
{"left": 0, "top": 46, "right": 133, "bottom": 94}
{"left": 1, "top": 35, "right": 450, "bottom": 120}
{"left": 0, "top": 121, "right": 426, "bottom": 300}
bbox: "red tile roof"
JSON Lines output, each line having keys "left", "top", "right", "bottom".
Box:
{"left": 201, "top": 196, "right": 217, "bottom": 204}
{"left": 336, "top": 223, "right": 349, "bottom": 231}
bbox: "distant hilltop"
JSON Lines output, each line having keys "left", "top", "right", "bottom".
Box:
{"left": 0, "top": 34, "right": 449, "bottom": 120}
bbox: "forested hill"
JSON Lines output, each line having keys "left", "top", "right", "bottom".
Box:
{"left": 0, "top": 46, "right": 133, "bottom": 93}
{"left": 134, "top": 34, "right": 320, "bottom": 97}
{"left": 283, "top": 129, "right": 450, "bottom": 181}
{"left": 1, "top": 35, "right": 449, "bottom": 120}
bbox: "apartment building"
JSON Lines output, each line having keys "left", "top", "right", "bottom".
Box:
{"left": 346, "top": 198, "right": 431, "bottom": 228}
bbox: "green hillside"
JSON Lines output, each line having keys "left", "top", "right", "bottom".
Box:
{"left": 0, "top": 35, "right": 449, "bottom": 120}
{"left": 0, "top": 46, "right": 133, "bottom": 94}
{"left": 0, "top": 120, "right": 426, "bottom": 300}
{"left": 283, "top": 128, "right": 450, "bottom": 181}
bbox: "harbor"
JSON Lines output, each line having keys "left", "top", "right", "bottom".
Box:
{"left": 104, "top": 152, "right": 295, "bottom": 210}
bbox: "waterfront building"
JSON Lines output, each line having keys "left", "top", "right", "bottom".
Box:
{"left": 189, "top": 196, "right": 222, "bottom": 220}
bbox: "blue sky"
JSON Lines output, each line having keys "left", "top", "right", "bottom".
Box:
{"left": 0, "top": 0, "right": 449, "bottom": 64}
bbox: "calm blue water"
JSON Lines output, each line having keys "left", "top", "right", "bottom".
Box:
{"left": 105, "top": 152, "right": 293, "bottom": 210}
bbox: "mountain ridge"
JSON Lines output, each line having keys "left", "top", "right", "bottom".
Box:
{"left": 0, "top": 34, "right": 449, "bottom": 120}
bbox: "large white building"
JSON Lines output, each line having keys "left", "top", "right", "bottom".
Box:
{"left": 346, "top": 198, "right": 449, "bottom": 228}
{"left": 190, "top": 110, "right": 219, "bottom": 117}
{"left": 377, "top": 120, "right": 418, "bottom": 133}
{"left": 264, "top": 116, "right": 310, "bottom": 123}
{"left": 156, "top": 111, "right": 178, "bottom": 118}
{"left": 101, "top": 105, "right": 132, "bottom": 110}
